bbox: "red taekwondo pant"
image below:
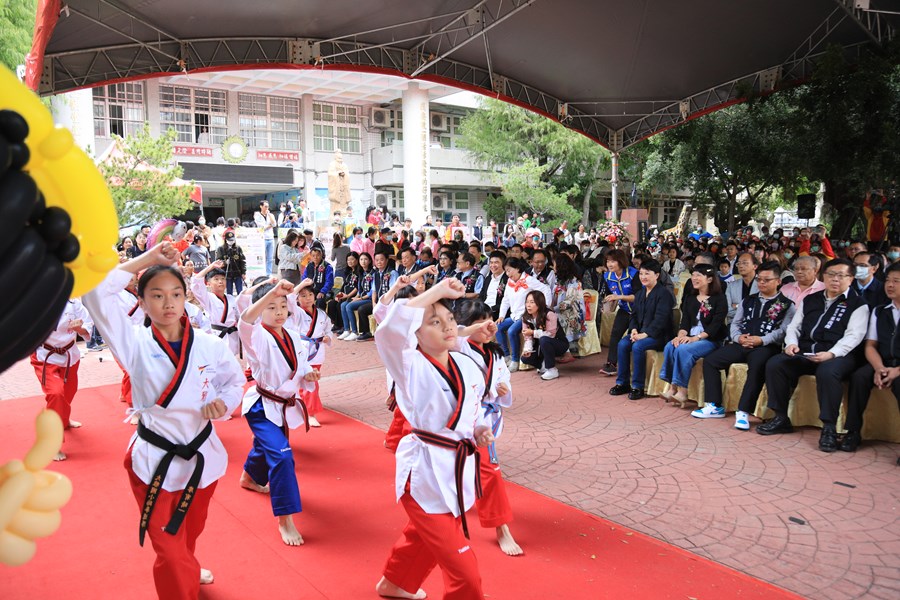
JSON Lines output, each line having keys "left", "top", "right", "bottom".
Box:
{"left": 299, "top": 364, "right": 322, "bottom": 416}
{"left": 31, "top": 356, "right": 79, "bottom": 427}
{"left": 383, "top": 492, "right": 485, "bottom": 600}
{"left": 125, "top": 453, "right": 216, "bottom": 600}
{"left": 474, "top": 448, "right": 513, "bottom": 529}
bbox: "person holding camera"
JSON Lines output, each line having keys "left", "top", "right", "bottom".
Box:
{"left": 215, "top": 231, "right": 247, "bottom": 295}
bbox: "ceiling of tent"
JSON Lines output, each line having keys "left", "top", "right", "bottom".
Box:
{"left": 32, "top": 0, "right": 898, "bottom": 150}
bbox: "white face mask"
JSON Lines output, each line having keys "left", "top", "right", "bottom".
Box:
{"left": 227, "top": 239, "right": 235, "bottom": 246}
{"left": 855, "top": 266, "right": 869, "bottom": 280}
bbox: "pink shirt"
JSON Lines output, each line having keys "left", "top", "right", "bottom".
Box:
{"left": 780, "top": 279, "right": 826, "bottom": 305}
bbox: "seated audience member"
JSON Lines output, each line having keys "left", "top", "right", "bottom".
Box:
{"left": 521, "top": 291, "right": 569, "bottom": 380}
{"left": 780, "top": 256, "right": 825, "bottom": 304}
{"left": 659, "top": 265, "right": 728, "bottom": 405}
{"left": 609, "top": 259, "right": 675, "bottom": 400}
{"left": 496, "top": 257, "right": 551, "bottom": 372}
{"left": 757, "top": 258, "right": 869, "bottom": 452}
{"left": 479, "top": 251, "right": 508, "bottom": 321}
{"left": 842, "top": 261, "right": 900, "bottom": 452}
{"left": 851, "top": 252, "right": 888, "bottom": 309}
{"left": 697, "top": 262, "right": 795, "bottom": 428}
{"left": 455, "top": 252, "right": 486, "bottom": 300}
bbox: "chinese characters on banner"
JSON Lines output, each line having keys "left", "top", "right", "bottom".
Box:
{"left": 173, "top": 146, "right": 213, "bottom": 157}
{"left": 256, "top": 151, "right": 300, "bottom": 161}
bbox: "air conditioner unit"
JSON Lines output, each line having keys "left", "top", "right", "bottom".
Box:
{"left": 374, "top": 192, "right": 391, "bottom": 206}
{"left": 370, "top": 107, "right": 390, "bottom": 128}
{"left": 430, "top": 113, "right": 449, "bottom": 132}
{"left": 431, "top": 193, "right": 447, "bottom": 209}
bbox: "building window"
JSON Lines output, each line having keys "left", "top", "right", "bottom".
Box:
{"left": 381, "top": 130, "right": 403, "bottom": 146}
{"left": 453, "top": 192, "right": 469, "bottom": 210}
{"left": 238, "top": 93, "right": 300, "bottom": 150}
{"left": 93, "top": 83, "right": 145, "bottom": 138}
{"left": 159, "top": 85, "right": 227, "bottom": 144}
{"left": 313, "top": 102, "right": 361, "bottom": 153}
{"left": 661, "top": 200, "right": 680, "bottom": 226}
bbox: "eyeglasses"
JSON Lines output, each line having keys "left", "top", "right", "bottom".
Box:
{"left": 823, "top": 271, "right": 852, "bottom": 279}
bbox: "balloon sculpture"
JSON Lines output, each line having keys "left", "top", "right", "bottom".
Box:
{"left": 0, "top": 411, "right": 73, "bottom": 566}
{"left": 1, "top": 65, "right": 117, "bottom": 564}
{"left": 147, "top": 218, "right": 188, "bottom": 247}
{"left": 0, "top": 65, "right": 118, "bottom": 375}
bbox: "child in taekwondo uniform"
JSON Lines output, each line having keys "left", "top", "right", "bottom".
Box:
{"left": 30, "top": 298, "right": 92, "bottom": 460}
{"left": 454, "top": 299, "right": 522, "bottom": 557}
{"left": 192, "top": 260, "right": 241, "bottom": 357}
{"left": 83, "top": 242, "right": 245, "bottom": 600}
{"left": 374, "top": 277, "right": 495, "bottom": 600}
{"left": 238, "top": 280, "right": 320, "bottom": 546}
{"left": 287, "top": 278, "right": 333, "bottom": 427}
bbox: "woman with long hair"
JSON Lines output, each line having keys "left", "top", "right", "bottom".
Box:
{"left": 659, "top": 264, "right": 728, "bottom": 405}
{"left": 277, "top": 230, "right": 306, "bottom": 285}
{"left": 330, "top": 251, "right": 360, "bottom": 335}
{"left": 340, "top": 252, "right": 374, "bottom": 340}
{"left": 330, "top": 232, "right": 351, "bottom": 279}
{"left": 520, "top": 290, "right": 569, "bottom": 380}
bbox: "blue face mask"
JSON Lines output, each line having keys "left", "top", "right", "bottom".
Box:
{"left": 889, "top": 251, "right": 900, "bottom": 260}
{"left": 784, "top": 251, "right": 793, "bottom": 259}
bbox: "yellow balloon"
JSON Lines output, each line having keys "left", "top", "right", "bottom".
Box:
{"left": 0, "top": 411, "right": 73, "bottom": 566}
{"left": 0, "top": 66, "right": 119, "bottom": 297}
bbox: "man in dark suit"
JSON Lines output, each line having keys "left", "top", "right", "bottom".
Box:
{"left": 851, "top": 252, "right": 887, "bottom": 310}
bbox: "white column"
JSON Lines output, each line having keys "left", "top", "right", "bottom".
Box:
{"left": 610, "top": 152, "right": 619, "bottom": 220}
{"left": 50, "top": 89, "right": 95, "bottom": 156}
{"left": 402, "top": 82, "right": 430, "bottom": 228}
{"left": 300, "top": 94, "right": 318, "bottom": 228}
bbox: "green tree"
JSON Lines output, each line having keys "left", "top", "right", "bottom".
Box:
{"left": 0, "top": 0, "right": 36, "bottom": 72}
{"left": 649, "top": 96, "right": 802, "bottom": 234}
{"left": 457, "top": 98, "right": 609, "bottom": 225}
{"left": 99, "top": 124, "right": 194, "bottom": 226}
{"left": 496, "top": 159, "right": 580, "bottom": 225}
{"left": 785, "top": 43, "right": 900, "bottom": 237}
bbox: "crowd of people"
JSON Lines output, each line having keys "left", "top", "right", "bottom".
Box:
{"left": 28, "top": 203, "right": 900, "bottom": 599}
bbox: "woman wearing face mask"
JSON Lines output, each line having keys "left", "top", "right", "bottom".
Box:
{"left": 215, "top": 231, "right": 247, "bottom": 294}
{"left": 887, "top": 245, "right": 900, "bottom": 263}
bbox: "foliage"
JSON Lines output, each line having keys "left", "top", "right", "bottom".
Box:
{"left": 457, "top": 98, "right": 608, "bottom": 223}
{"left": 99, "top": 124, "right": 194, "bottom": 227}
{"left": 496, "top": 159, "right": 581, "bottom": 225}
{"left": 0, "top": 0, "right": 36, "bottom": 72}
{"left": 482, "top": 193, "right": 510, "bottom": 224}
{"left": 648, "top": 95, "right": 802, "bottom": 233}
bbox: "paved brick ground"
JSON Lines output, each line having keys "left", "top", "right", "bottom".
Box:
{"left": 3, "top": 338, "right": 898, "bottom": 599}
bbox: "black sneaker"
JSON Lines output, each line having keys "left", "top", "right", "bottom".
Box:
{"left": 628, "top": 388, "right": 646, "bottom": 401}
{"left": 356, "top": 333, "right": 374, "bottom": 341}
{"left": 599, "top": 362, "right": 617, "bottom": 376}
{"left": 818, "top": 424, "right": 838, "bottom": 453}
{"left": 839, "top": 431, "right": 861, "bottom": 453}
{"left": 609, "top": 384, "right": 631, "bottom": 396}
{"left": 756, "top": 414, "right": 793, "bottom": 435}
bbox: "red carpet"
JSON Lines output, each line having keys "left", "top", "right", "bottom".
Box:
{"left": 0, "top": 385, "right": 802, "bottom": 599}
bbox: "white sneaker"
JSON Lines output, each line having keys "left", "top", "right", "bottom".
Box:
{"left": 508, "top": 361, "right": 519, "bottom": 372}
{"left": 734, "top": 411, "right": 750, "bottom": 430}
{"left": 541, "top": 367, "right": 559, "bottom": 380}
{"left": 337, "top": 331, "right": 350, "bottom": 340}
{"left": 504, "top": 356, "right": 511, "bottom": 366}
{"left": 537, "top": 367, "right": 546, "bottom": 375}
{"left": 691, "top": 403, "right": 726, "bottom": 419}
{"left": 308, "top": 415, "right": 321, "bottom": 428}
{"left": 343, "top": 333, "right": 358, "bottom": 341}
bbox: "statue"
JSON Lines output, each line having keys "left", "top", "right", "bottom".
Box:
{"left": 327, "top": 150, "right": 351, "bottom": 218}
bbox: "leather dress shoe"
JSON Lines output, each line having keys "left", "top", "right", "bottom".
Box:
{"left": 609, "top": 384, "right": 631, "bottom": 396}
{"left": 840, "top": 431, "right": 861, "bottom": 453}
{"left": 628, "top": 388, "right": 645, "bottom": 401}
{"left": 819, "top": 424, "right": 838, "bottom": 453}
{"left": 756, "top": 414, "right": 793, "bottom": 435}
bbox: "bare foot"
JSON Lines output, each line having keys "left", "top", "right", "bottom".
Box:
{"left": 199, "top": 568, "right": 214, "bottom": 584}
{"left": 53, "top": 451, "right": 67, "bottom": 461}
{"left": 375, "top": 577, "right": 426, "bottom": 599}
{"left": 239, "top": 471, "right": 270, "bottom": 494}
{"left": 278, "top": 515, "right": 304, "bottom": 546}
{"left": 308, "top": 415, "right": 321, "bottom": 428}
{"left": 496, "top": 524, "right": 523, "bottom": 556}
{"left": 68, "top": 420, "right": 82, "bottom": 428}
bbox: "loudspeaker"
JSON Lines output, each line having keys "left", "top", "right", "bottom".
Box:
{"left": 797, "top": 194, "right": 816, "bottom": 219}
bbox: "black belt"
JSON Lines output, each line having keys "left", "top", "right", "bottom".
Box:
{"left": 136, "top": 421, "right": 212, "bottom": 546}
{"left": 211, "top": 324, "right": 238, "bottom": 339}
{"left": 40, "top": 340, "right": 75, "bottom": 385}
{"left": 257, "top": 386, "right": 309, "bottom": 436}
{"left": 411, "top": 429, "right": 482, "bottom": 539}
